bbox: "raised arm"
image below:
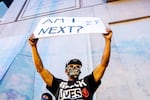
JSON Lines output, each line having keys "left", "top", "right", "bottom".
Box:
{"left": 28, "top": 34, "right": 53, "bottom": 87}
{"left": 93, "top": 28, "right": 112, "bottom": 82}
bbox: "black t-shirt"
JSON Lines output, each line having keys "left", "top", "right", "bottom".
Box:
{"left": 46, "top": 73, "right": 101, "bottom": 100}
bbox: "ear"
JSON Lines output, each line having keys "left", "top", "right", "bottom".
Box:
{"left": 65, "top": 68, "right": 68, "bottom": 73}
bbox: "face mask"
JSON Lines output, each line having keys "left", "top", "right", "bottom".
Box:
{"left": 66, "top": 64, "right": 81, "bottom": 79}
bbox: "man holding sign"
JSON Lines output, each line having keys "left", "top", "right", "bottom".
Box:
{"left": 29, "top": 26, "right": 112, "bottom": 99}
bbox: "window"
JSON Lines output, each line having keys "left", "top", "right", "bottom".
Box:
{"left": 0, "top": 0, "right": 13, "bottom": 18}
{"left": 19, "top": 0, "right": 80, "bottom": 20}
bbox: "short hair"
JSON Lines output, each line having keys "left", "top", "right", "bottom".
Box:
{"left": 41, "top": 92, "right": 52, "bottom": 100}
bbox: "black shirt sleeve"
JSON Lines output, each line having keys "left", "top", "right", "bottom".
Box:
{"left": 84, "top": 72, "right": 101, "bottom": 93}
{"left": 46, "top": 76, "right": 63, "bottom": 95}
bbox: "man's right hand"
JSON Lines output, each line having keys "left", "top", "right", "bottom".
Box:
{"left": 28, "top": 34, "right": 38, "bottom": 46}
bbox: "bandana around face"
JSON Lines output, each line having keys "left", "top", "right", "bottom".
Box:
{"left": 66, "top": 64, "right": 81, "bottom": 78}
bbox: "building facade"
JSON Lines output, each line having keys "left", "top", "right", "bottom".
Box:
{"left": 0, "top": 0, "right": 150, "bottom": 100}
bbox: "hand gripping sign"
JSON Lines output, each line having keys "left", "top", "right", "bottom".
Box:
{"left": 34, "top": 17, "right": 107, "bottom": 38}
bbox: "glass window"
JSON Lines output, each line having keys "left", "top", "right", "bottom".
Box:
{"left": 0, "top": 0, "right": 13, "bottom": 18}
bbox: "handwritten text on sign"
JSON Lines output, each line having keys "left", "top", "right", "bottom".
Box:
{"left": 34, "top": 17, "right": 106, "bottom": 38}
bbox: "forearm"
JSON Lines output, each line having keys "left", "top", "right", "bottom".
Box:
{"left": 93, "top": 39, "right": 111, "bottom": 82}
{"left": 101, "top": 39, "right": 111, "bottom": 67}
{"left": 31, "top": 45, "right": 53, "bottom": 86}
{"left": 31, "top": 45, "right": 44, "bottom": 72}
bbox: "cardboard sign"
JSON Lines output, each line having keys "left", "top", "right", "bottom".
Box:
{"left": 34, "top": 17, "right": 106, "bottom": 38}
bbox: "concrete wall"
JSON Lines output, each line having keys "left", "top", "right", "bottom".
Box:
{"left": 0, "top": 0, "right": 150, "bottom": 100}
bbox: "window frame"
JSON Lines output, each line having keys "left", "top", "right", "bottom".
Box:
{"left": 0, "top": 0, "right": 27, "bottom": 24}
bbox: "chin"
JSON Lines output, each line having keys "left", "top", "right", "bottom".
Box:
{"left": 72, "top": 75, "right": 79, "bottom": 79}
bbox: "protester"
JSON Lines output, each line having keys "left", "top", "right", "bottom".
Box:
{"left": 29, "top": 28, "right": 112, "bottom": 100}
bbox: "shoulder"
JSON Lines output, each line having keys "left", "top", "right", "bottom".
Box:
{"left": 83, "top": 72, "right": 94, "bottom": 80}
{"left": 53, "top": 76, "right": 65, "bottom": 83}
{"left": 83, "top": 72, "right": 101, "bottom": 84}
{"left": 46, "top": 76, "right": 65, "bottom": 92}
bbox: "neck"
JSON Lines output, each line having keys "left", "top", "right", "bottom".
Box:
{"left": 68, "top": 77, "right": 78, "bottom": 81}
